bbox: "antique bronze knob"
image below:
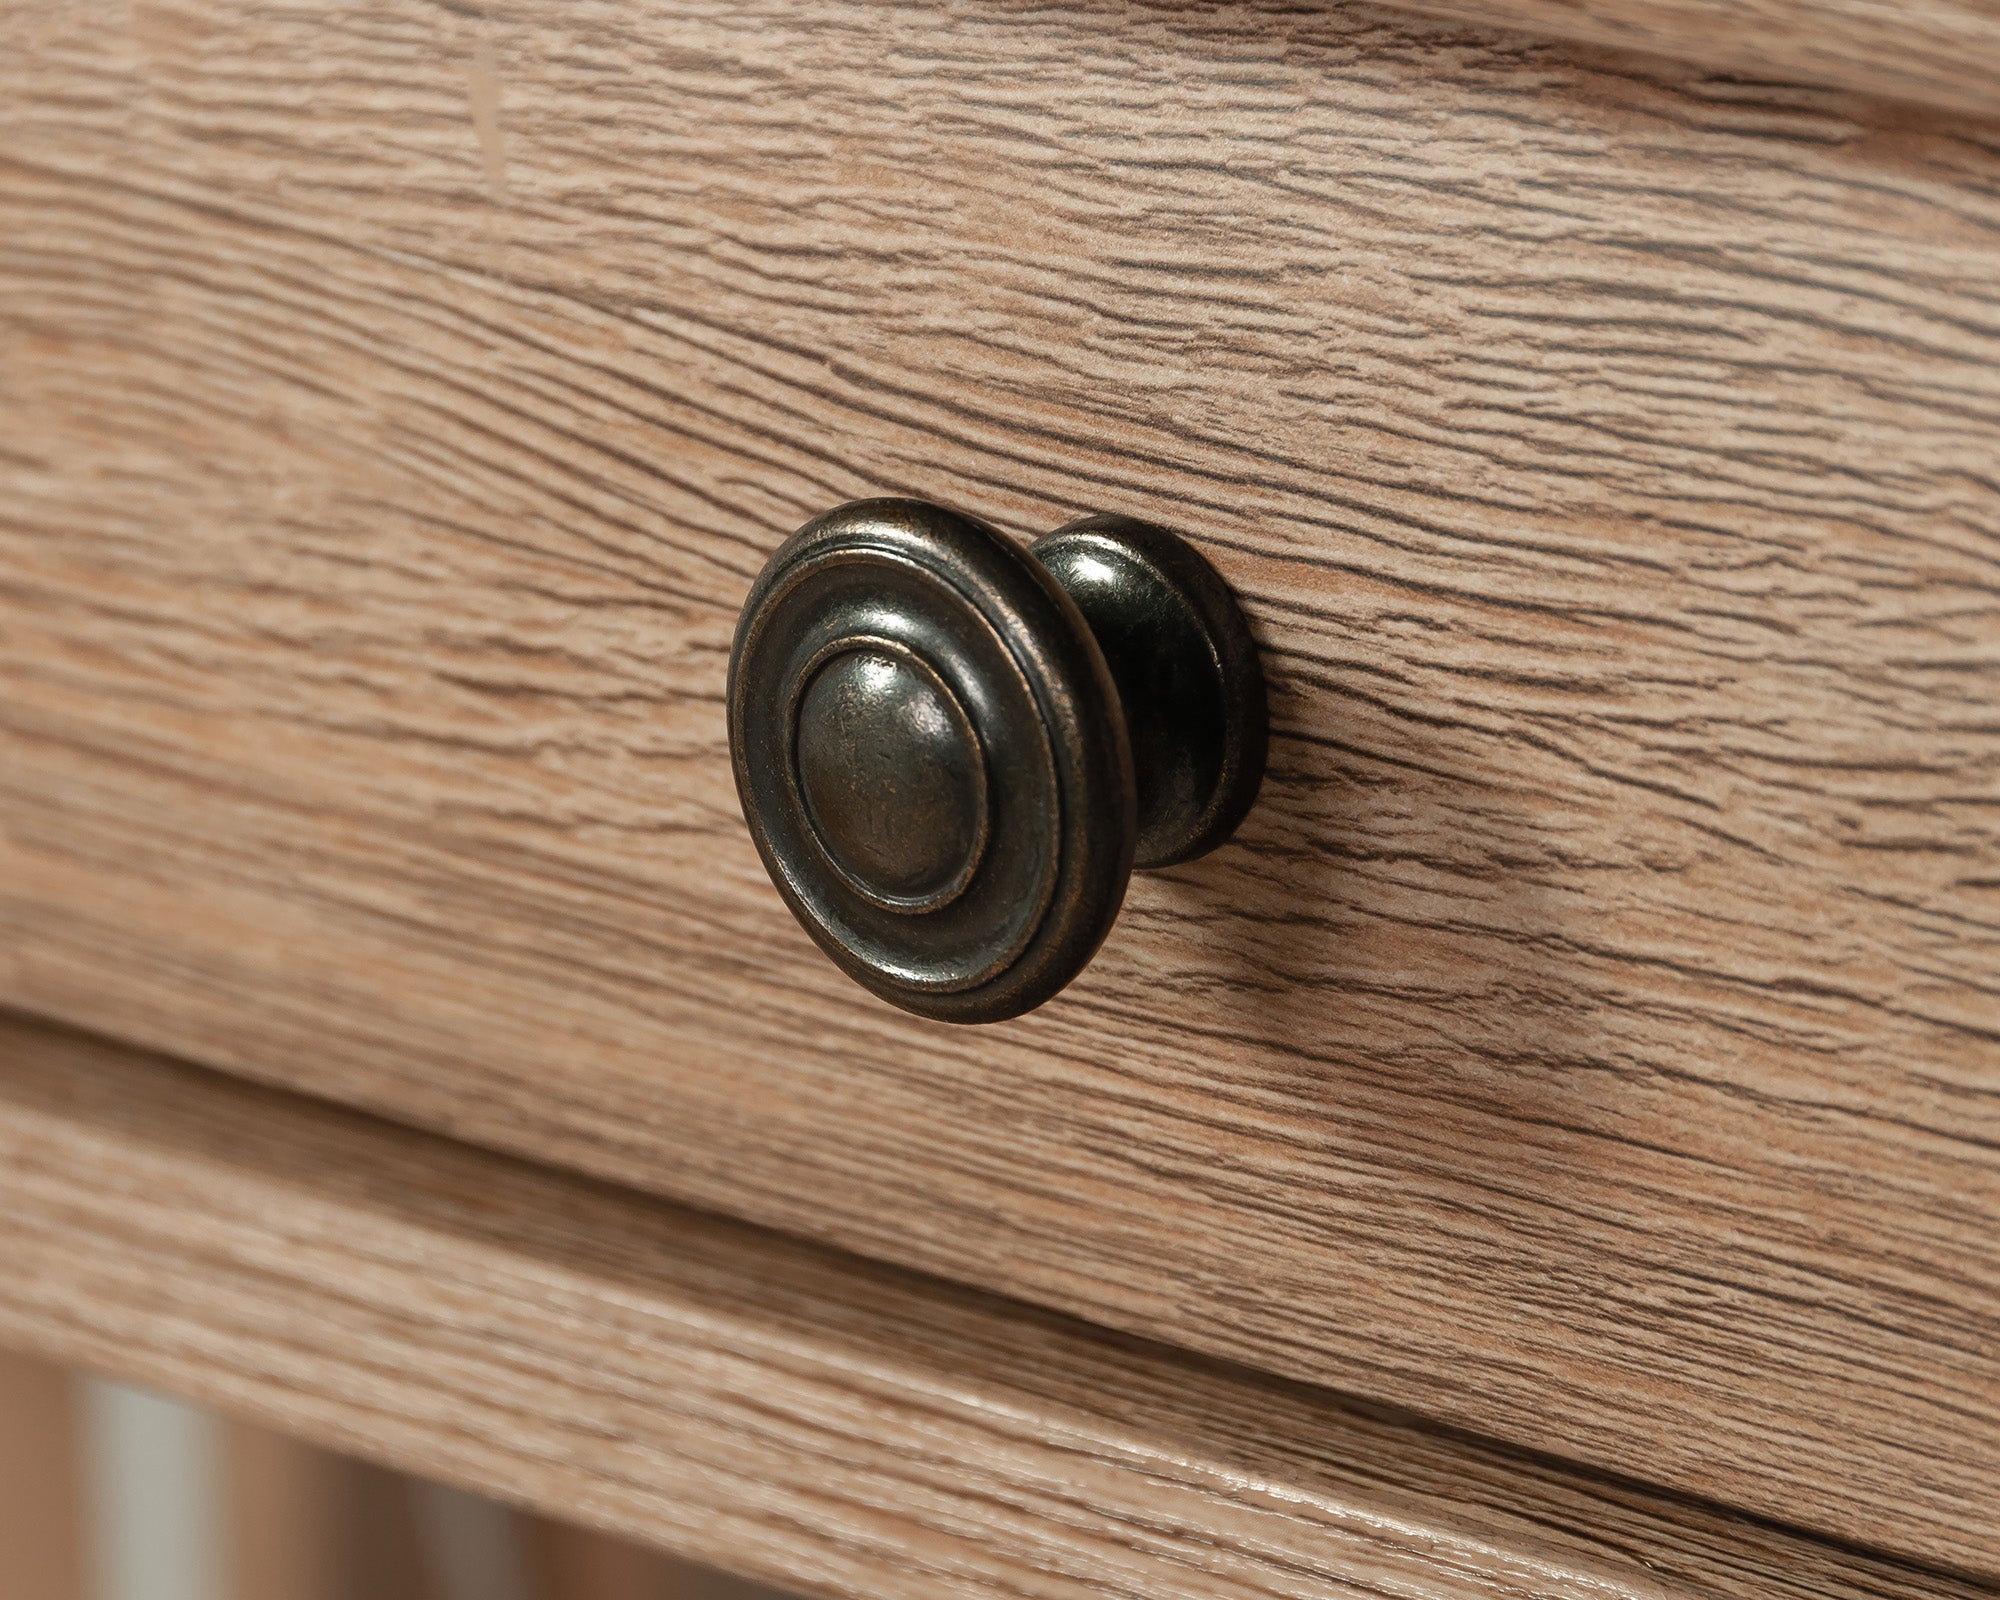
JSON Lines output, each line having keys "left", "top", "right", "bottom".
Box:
{"left": 728, "top": 499, "right": 1265, "bottom": 1022}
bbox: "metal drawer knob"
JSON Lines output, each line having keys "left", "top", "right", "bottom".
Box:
{"left": 728, "top": 498, "right": 1265, "bottom": 1022}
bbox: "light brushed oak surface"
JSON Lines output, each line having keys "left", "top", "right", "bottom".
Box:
{"left": 1394, "top": 0, "right": 2000, "bottom": 116}
{"left": 14, "top": 0, "right": 2000, "bottom": 117}
{"left": 2, "top": 0, "right": 1997, "bottom": 1572}
{"left": 0, "top": 1010, "right": 1992, "bottom": 1600}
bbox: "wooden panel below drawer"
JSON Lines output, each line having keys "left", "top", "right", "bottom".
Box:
{"left": 3, "top": 1009, "right": 1994, "bottom": 1600}
{"left": 2, "top": 0, "right": 1997, "bottom": 1573}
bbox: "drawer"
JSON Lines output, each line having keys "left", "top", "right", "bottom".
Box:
{"left": 3, "top": 0, "right": 1996, "bottom": 1576}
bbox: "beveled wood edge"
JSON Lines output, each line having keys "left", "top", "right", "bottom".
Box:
{"left": 0, "top": 1009, "right": 1983, "bottom": 1600}
{"left": 1377, "top": 0, "right": 2000, "bottom": 119}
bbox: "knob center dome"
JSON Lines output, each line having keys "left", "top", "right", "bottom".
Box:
{"left": 792, "top": 644, "right": 988, "bottom": 911}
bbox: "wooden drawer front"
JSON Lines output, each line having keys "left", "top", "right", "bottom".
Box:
{"left": 3, "top": 0, "right": 1996, "bottom": 1573}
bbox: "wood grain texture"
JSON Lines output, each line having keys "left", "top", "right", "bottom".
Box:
{"left": 0, "top": 1009, "right": 1993, "bottom": 1600}
{"left": 2, "top": 0, "right": 1998, "bottom": 1573}
{"left": 1394, "top": 0, "right": 2000, "bottom": 118}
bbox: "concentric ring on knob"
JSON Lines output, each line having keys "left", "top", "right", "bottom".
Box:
{"left": 728, "top": 499, "right": 1135, "bottom": 1022}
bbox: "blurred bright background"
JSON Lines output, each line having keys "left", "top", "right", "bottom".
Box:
{"left": 0, "top": 1349, "right": 795, "bottom": 1600}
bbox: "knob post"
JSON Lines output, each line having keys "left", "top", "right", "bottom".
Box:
{"left": 1031, "top": 516, "right": 1265, "bottom": 871}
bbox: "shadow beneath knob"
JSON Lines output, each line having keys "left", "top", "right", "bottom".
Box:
{"left": 1123, "top": 661, "right": 1604, "bottom": 1157}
